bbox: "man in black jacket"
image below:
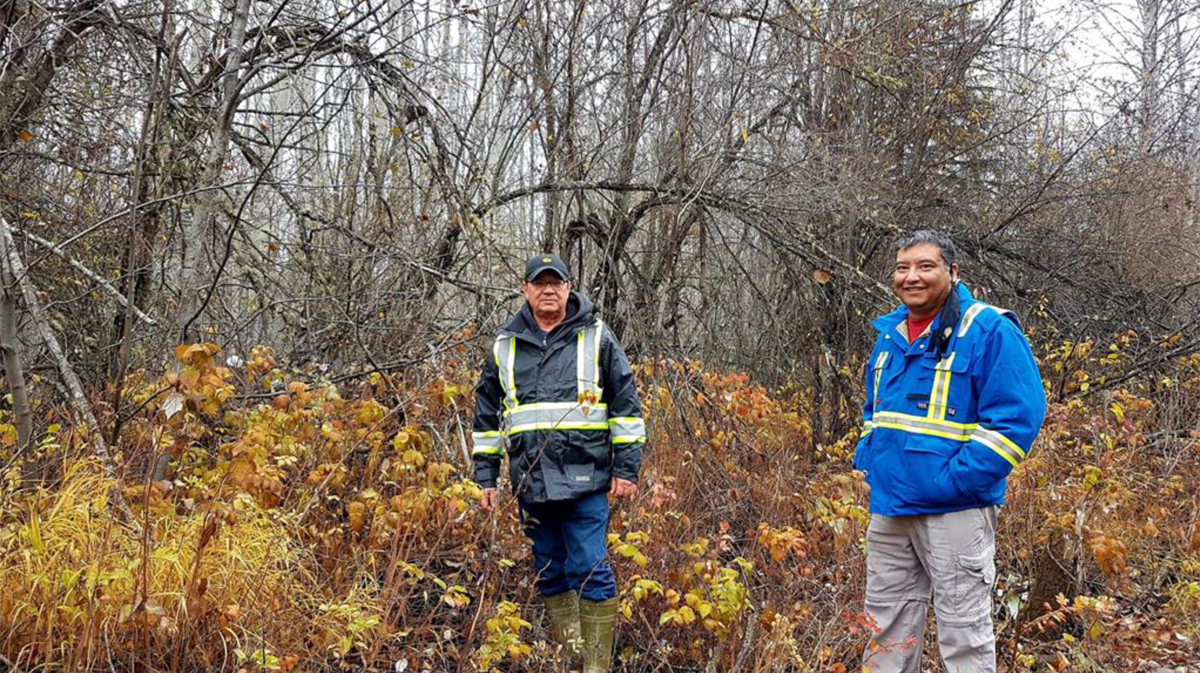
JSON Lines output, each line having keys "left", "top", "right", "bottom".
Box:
{"left": 472, "top": 253, "right": 645, "bottom": 673}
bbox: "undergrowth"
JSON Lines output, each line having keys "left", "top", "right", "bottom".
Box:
{"left": 1, "top": 337, "right": 1198, "bottom": 672}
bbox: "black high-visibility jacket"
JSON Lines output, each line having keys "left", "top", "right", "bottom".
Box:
{"left": 471, "top": 292, "right": 645, "bottom": 503}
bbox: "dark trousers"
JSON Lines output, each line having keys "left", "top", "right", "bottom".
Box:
{"left": 519, "top": 490, "right": 616, "bottom": 601}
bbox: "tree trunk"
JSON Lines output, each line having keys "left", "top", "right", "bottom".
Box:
{"left": 1138, "top": 0, "right": 1162, "bottom": 152}
{"left": 0, "top": 216, "right": 134, "bottom": 522}
{"left": 177, "top": 0, "right": 253, "bottom": 342}
{"left": 0, "top": 217, "right": 33, "bottom": 484}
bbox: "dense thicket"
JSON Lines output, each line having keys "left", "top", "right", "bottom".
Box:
{"left": 1, "top": 0, "right": 1199, "bottom": 670}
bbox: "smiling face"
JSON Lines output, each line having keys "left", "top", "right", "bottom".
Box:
{"left": 893, "top": 243, "right": 958, "bottom": 319}
{"left": 522, "top": 270, "right": 570, "bottom": 325}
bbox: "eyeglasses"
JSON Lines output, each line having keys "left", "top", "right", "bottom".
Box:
{"left": 529, "top": 279, "right": 568, "bottom": 291}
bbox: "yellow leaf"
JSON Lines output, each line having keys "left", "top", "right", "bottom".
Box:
{"left": 1109, "top": 402, "right": 1124, "bottom": 425}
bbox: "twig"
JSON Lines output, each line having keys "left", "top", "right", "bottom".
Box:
{"left": 0, "top": 215, "right": 138, "bottom": 526}
{"left": 9, "top": 226, "right": 157, "bottom": 326}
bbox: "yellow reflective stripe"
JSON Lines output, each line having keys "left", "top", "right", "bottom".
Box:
{"left": 505, "top": 402, "right": 608, "bottom": 413}
{"left": 471, "top": 431, "right": 504, "bottom": 454}
{"left": 873, "top": 411, "right": 1027, "bottom": 465}
{"left": 973, "top": 426, "right": 1026, "bottom": 460}
{"left": 927, "top": 369, "right": 945, "bottom": 419}
{"left": 576, "top": 320, "right": 605, "bottom": 400}
{"left": 608, "top": 417, "right": 646, "bottom": 443}
{"left": 872, "top": 352, "right": 889, "bottom": 412}
{"left": 927, "top": 353, "right": 956, "bottom": 421}
{"left": 939, "top": 370, "right": 953, "bottom": 420}
{"left": 577, "top": 328, "right": 587, "bottom": 391}
{"left": 591, "top": 320, "right": 603, "bottom": 390}
{"left": 508, "top": 422, "right": 609, "bottom": 434}
{"left": 874, "top": 410, "right": 975, "bottom": 431}
{"left": 862, "top": 419, "right": 876, "bottom": 436}
{"left": 874, "top": 420, "right": 972, "bottom": 442}
{"left": 970, "top": 434, "right": 1019, "bottom": 467}
{"left": 495, "top": 336, "right": 519, "bottom": 411}
{"left": 504, "top": 403, "right": 609, "bottom": 428}
{"left": 506, "top": 337, "right": 517, "bottom": 401}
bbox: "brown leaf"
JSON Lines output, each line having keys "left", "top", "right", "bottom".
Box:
{"left": 17, "top": 130, "right": 32, "bottom": 143}
{"left": 812, "top": 269, "right": 834, "bottom": 285}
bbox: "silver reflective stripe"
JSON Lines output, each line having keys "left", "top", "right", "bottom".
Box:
{"left": 471, "top": 431, "right": 504, "bottom": 455}
{"left": 608, "top": 416, "right": 646, "bottom": 444}
{"left": 870, "top": 411, "right": 1027, "bottom": 466}
{"left": 872, "top": 352, "right": 889, "bottom": 413}
{"left": 971, "top": 426, "right": 1026, "bottom": 466}
{"left": 504, "top": 403, "right": 609, "bottom": 433}
{"left": 873, "top": 411, "right": 973, "bottom": 440}
{"left": 495, "top": 336, "right": 518, "bottom": 412}
{"left": 927, "top": 352, "right": 957, "bottom": 421}
{"left": 577, "top": 319, "right": 604, "bottom": 400}
{"left": 957, "top": 303, "right": 1012, "bottom": 338}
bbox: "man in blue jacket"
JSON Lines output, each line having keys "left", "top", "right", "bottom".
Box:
{"left": 472, "top": 253, "right": 645, "bottom": 673}
{"left": 853, "top": 231, "right": 1046, "bottom": 672}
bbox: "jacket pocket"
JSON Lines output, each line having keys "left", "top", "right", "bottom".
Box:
{"left": 563, "top": 462, "right": 595, "bottom": 487}
{"left": 567, "top": 429, "right": 612, "bottom": 467}
{"left": 917, "top": 348, "right": 973, "bottom": 420}
{"left": 897, "top": 438, "right": 965, "bottom": 508}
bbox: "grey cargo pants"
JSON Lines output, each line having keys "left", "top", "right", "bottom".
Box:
{"left": 862, "top": 507, "right": 998, "bottom": 673}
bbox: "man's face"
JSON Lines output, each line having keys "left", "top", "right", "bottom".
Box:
{"left": 522, "top": 271, "right": 570, "bottom": 317}
{"left": 893, "top": 243, "right": 957, "bottom": 314}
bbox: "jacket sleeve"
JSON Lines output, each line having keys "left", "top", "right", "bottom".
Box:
{"left": 601, "top": 328, "right": 645, "bottom": 483}
{"left": 948, "top": 318, "right": 1047, "bottom": 497}
{"left": 471, "top": 347, "right": 505, "bottom": 489}
{"left": 851, "top": 350, "right": 876, "bottom": 471}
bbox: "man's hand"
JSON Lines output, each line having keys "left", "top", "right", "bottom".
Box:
{"left": 480, "top": 487, "right": 499, "bottom": 512}
{"left": 610, "top": 477, "right": 637, "bottom": 500}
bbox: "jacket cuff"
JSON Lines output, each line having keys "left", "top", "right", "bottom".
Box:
{"left": 474, "top": 462, "right": 499, "bottom": 489}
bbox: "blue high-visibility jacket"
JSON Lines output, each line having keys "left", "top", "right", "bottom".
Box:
{"left": 853, "top": 283, "right": 1046, "bottom": 516}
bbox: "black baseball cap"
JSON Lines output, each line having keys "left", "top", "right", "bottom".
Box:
{"left": 524, "top": 253, "right": 570, "bottom": 281}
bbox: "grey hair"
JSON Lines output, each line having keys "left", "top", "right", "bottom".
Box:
{"left": 893, "top": 230, "right": 956, "bottom": 268}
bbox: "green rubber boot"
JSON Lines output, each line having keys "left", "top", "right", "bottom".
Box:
{"left": 579, "top": 597, "right": 618, "bottom": 673}
{"left": 543, "top": 590, "right": 582, "bottom": 662}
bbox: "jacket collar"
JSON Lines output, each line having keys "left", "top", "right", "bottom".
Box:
{"left": 501, "top": 291, "right": 596, "bottom": 345}
{"left": 872, "top": 283, "right": 975, "bottom": 334}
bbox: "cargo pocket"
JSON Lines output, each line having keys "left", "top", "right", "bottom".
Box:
{"left": 953, "top": 545, "right": 995, "bottom": 621}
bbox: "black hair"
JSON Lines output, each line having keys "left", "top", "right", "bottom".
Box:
{"left": 893, "top": 230, "right": 956, "bottom": 268}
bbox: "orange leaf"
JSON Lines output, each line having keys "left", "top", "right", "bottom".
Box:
{"left": 348, "top": 501, "right": 367, "bottom": 533}
{"left": 17, "top": 130, "right": 32, "bottom": 143}
{"left": 812, "top": 269, "right": 834, "bottom": 285}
